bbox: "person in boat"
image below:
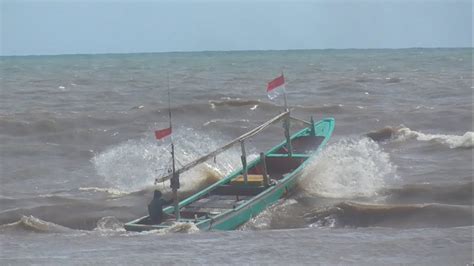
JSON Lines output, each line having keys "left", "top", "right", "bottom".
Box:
{"left": 148, "top": 190, "right": 173, "bottom": 224}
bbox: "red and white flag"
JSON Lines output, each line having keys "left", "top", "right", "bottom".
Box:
{"left": 155, "top": 127, "right": 172, "bottom": 140}
{"left": 267, "top": 74, "right": 285, "bottom": 100}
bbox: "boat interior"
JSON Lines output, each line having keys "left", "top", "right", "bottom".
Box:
{"left": 176, "top": 134, "right": 326, "bottom": 222}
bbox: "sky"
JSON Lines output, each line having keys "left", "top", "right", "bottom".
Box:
{"left": 1, "top": 0, "right": 472, "bottom": 56}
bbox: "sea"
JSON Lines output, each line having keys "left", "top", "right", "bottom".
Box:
{"left": 0, "top": 48, "right": 472, "bottom": 265}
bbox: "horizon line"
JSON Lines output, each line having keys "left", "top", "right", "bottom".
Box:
{"left": 1, "top": 46, "right": 472, "bottom": 58}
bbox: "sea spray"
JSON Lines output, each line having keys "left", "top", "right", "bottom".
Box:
{"left": 92, "top": 127, "right": 246, "bottom": 193}
{"left": 300, "top": 137, "right": 397, "bottom": 198}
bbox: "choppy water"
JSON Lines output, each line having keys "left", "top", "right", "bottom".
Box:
{"left": 0, "top": 49, "right": 473, "bottom": 265}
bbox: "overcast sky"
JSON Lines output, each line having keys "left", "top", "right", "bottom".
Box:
{"left": 1, "top": 0, "right": 472, "bottom": 56}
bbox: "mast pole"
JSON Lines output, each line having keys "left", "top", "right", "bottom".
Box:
{"left": 282, "top": 71, "right": 292, "bottom": 157}
{"left": 168, "top": 74, "right": 180, "bottom": 221}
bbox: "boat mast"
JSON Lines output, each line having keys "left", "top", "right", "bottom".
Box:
{"left": 167, "top": 77, "right": 180, "bottom": 221}
{"left": 282, "top": 71, "right": 292, "bottom": 157}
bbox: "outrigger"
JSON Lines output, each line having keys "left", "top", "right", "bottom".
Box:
{"left": 124, "top": 75, "right": 335, "bottom": 231}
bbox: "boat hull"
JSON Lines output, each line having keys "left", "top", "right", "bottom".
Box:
{"left": 205, "top": 173, "right": 297, "bottom": 230}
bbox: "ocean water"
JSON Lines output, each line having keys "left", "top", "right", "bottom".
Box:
{"left": 0, "top": 49, "right": 472, "bottom": 265}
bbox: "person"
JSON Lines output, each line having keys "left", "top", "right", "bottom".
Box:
{"left": 148, "top": 190, "right": 173, "bottom": 224}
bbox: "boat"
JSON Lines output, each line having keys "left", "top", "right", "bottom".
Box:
{"left": 124, "top": 111, "right": 335, "bottom": 231}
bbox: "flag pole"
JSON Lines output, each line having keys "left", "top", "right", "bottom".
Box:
{"left": 167, "top": 74, "right": 180, "bottom": 221}
{"left": 282, "top": 71, "right": 289, "bottom": 112}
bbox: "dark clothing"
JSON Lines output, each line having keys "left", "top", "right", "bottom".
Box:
{"left": 148, "top": 190, "right": 173, "bottom": 224}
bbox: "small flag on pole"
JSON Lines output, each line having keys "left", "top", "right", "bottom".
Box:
{"left": 267, "top": 74, "right": 285, "bottom": 100}
{"left": 155, "top": 127, "right": 172, "bottom": 140}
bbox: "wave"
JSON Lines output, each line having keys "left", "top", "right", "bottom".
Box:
{"left": 209, "top": 98, "right": 265, "bottom": 108}
{"left": 0, "top": 116, "right": 65, "bottom": 136}
{"left": 354, "top": 76, "right": 402, "bottom": 84}
{"left": 78, "top": 187, "right": 132, "bottom": 197}
{"left": 366, "top": 126, "right": 473, "bottom": 149}
{"left": 153, "top": 222, "right": 200, "bottom": 234}
{"left": 208, "top": 97, "right": 345, "bottom": 113}
{"left": 203, "top": 118, "right": 250, "bottom": 127}
{"left": 304, "top": 201, "right": 473, "bottom": 228}
{"left": 299, "top": 138, "right": 397, "bottom": 198}
{"left": 395, "top": 127, "right": 473, "bottom": 149}
{"left": 365, "top": 126, "right": 397, "bottom": 142}
{"left": 94, "top": 216, "right": 125, "bottom": 232}
{"left": 0, "top": 215, "right": 72, "bottom": 233}
{"left": 384, "top": 77, "right": 403, "bottom": 83}
{"left": 0, "top": 98, "right": 345, "bottom": 139}
{"left": 0, "top": 199, "right": 138, "bottom": 231}
{"left": 125, "top": 222, "right": 200, "bottom": 236}
{"left": 302, "top": 104, "right": 345, "bottom": 113}
{"left": 240, "top": 199, "right": 302, "bottom": 230}
{"left": 381, "top": 182, "right": 473, "bottom": 205}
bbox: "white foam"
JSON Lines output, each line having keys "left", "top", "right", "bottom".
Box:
{"left": 395, "top": 127, "right": 473, "bottom": 149}
{"left": 156, "top": 222, "right": 200, "bottom": 234}
{"left": 300, "top": 138, "right": 397, "bottom": 198}
{"left": 94, "top": 216, "right": 125, "bottom": 232}
{"left": 92, "top": 127, "right": 242, "bottom": 193}
{"left": 132, "top": 222, "right": 200, "bottom": 235}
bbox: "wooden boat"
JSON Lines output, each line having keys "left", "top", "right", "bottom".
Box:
{"left": 124, "top": 111, "right": 335, "bottom": 231}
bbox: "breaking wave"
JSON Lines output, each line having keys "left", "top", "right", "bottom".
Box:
{"left": 0, "top": 215, "right": 72, "bottom": 233}
{"left": 365, "top": 126, "right": 397, "bottom": 142}
{"left": 300, "top": 138, "right": 397, "bottom": 198}
{"left": 395, "top": 127, "right": 473, "bottom": 149}
{"left": 240, "top": 199, "right": 301, "bottom": 230}
{"left": 366, "top": 126, "right": 473, "bottom": 149}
